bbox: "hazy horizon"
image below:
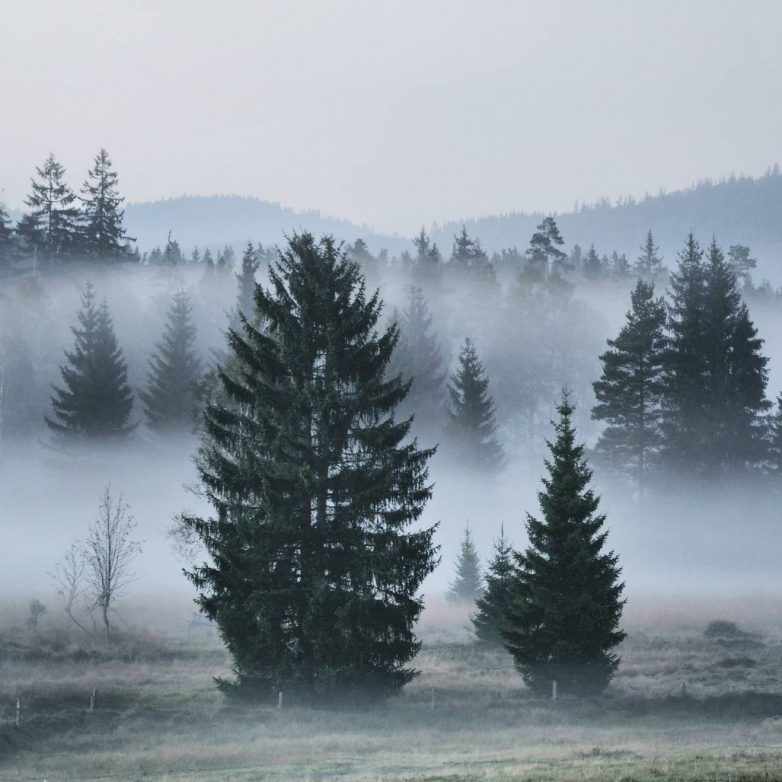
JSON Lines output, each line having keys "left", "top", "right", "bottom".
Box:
{"left": 2, "top": 0, "right": 781, "bottom": 235}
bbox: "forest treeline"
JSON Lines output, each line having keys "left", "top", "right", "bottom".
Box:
{"left": 1, "top": 151, "right": 782, "bottom": 491}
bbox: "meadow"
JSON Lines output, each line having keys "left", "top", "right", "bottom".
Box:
{"left": 2, "top": 597, "right": 782, "bottom": 781}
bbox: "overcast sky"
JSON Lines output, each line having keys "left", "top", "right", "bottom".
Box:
{"left": 1, "top": 0, "right": 780, "bottom": 234}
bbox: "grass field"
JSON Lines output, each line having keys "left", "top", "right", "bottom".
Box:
{"left": 2, "top": 598, "right": 782, "bottom": 781}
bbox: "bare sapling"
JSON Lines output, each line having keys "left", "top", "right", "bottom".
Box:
{"left": 84, "top": 486, "right": 141, "bottom": 642}
{"left": 52, "top": 541, "right": 94, "bottom": 635}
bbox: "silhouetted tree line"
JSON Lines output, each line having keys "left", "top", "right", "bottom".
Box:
{"left": 592, "top": 234, "right": 780, "bottom": 486}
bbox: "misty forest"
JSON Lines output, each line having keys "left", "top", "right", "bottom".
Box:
{"left": 6, "top": 0, "right": 782, "bottom": 774}
{"left": 4, "top": 143, "right": 782, "bottom": 780}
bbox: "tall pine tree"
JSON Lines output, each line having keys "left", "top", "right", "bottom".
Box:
{"left": 447, "top": 525, "right": 482, "bottom": 602}
{"left": 700, "top": 240, "right": 770, "bottom": 472}
{"left": 182, "top": 232, "right": 438, "bottom": 701}
{"left": 503, "top": 395, "right": 625, "bottom": 696}
{"left": 18, "top": 153, "right": 80, "bottom": 263}
{"left": 660, "top": 234, "right": 708, "bottom": 470}
{"left": 79, "top": 148, "right": 133, "bottom": 260}
{"left": 448, "top": 338, "right": 504, "bottom": 470}
{"left": 47, "top": 284, "right": 136, "bottom": 440}
{"left": 141, "top": 291, "right": 203, "bottom": 431}
{"left": 524, "top": 217, "right": 568, "bottom": 281}
{"left": 472, "top": 525, "right": 515, "bottom": 645}
{"left": 592, "top": 280, "right": 667, "bottom": 485}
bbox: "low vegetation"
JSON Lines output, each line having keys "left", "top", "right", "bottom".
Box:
{"left": 2, "top": 601, "right": 782, "bottom": 781}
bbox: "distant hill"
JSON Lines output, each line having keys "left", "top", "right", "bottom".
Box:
{"left": 7, "top": 169, "right": 782, "bottom": 280}
{"left": 122, "top": 195, "right": 409, "bottom": 255}
{"left": 431, "top": 168, "right": 782, "bottom": 282}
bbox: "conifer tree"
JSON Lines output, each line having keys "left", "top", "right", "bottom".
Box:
{"left": 634, "top": 230, "right": 664, "bottom": 279}
{"left": 216, "top": 245, "right": 235, "bottom": 276}
{"left": 592, "top": 280, "right": 667, "bottom": 484}
{"left": 660, "top": 234, "right": 708, "bottom": 469}
{"left": 727, "top": 244, "right": 756, "bottom": 288}
{"left": 610, "top": 251, "right": 630, "bottom": 280}
{"left": 411, "top": 228, "right": 443, "bottom": 287}
{"left": 388, "top": 287, "right": 446, "bottom": 432}
{"left": 472, "top": 525, "right": 515, "bottom": 645}
{"left": 582, "top": 245, "right": 605, "bottom": 281}
{"left": 767, "top": 393, "right": 782, "bottom": 478}
{"left": 182, "top": 232, "right": 438, "bottom": 700}
{"left": 504, "top": 395, "right": 625, "bottom": 696}
{"left": 524, "top": 217, "right": 567, "bottom": 281}
{"left": 18, "top": 153, "right": 80, "bottom": 262}
{"left": 447, "top": 525, "right": 482, "bottom": 603}
{"left": 700, "top": 240, "right": 770, "bottom": 471}
{"left": 449, "top": 226, "right": 496, "bottom": 284}
{"left": 347, "top": 238, "right": 377, "bottom": 279}
{"left": 47, "top": 284, "right": 136, "bottom": 440}
{"left": 79, "top": 149, "right": 133, "bottom": 260}
{"left": 141, "top": 291, "right": 203, "bottom": 430}
{"left": 235, "top": 241, "right": 259, "bottom": 321}
{"left": 0, "top": 331, "right": 36, "bottom": 444}
{"left": 0, "top": 204, "right": 15, "bottom": 270}
{"left": 448, "top": 338, "right": 504, "bottom": 470}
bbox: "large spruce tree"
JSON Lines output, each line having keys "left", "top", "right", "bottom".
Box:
{"left": 47, "top": 284, "right": 136, "bottom": 440}
{"left": 79, "top": 148, "right": 133, "bottom": 260}
{"left": 447, "top": 525, "right": 482, "bottom": 603}
{"left": 472, "top": 525, "right": 515, "bottom": 645}
{"left": 17, "top": 153, "right": 80, "bottom": 263}
{"left": 141, "top": 291, "right": 203, "bottom": 430}
{"left": 592, "top": 280, "right": 667, "bottom": 485}
{"left": 448, "top": 338, "right": 504, "bottom": 470}
{"left": 183, "top": 232, "right": 438, "bottom": 701}
{"left": 503, "top": 395, "right": 625, "bottom": 696}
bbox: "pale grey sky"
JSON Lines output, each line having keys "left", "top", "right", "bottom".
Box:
{"left": 1, "top": 0, "right": 780, "bottom": 234}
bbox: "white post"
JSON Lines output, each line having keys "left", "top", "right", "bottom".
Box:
{"left": 15, "top": 698, "right": 20, "bottom": 726}
{"left": 90, "top": 689, "right": 96, "bottom": 712}
{"left": 552, "top": 680, "right": 557, "bottom": 701}
{"left": 278, "top": 691, "right": 283, "bottom": 709}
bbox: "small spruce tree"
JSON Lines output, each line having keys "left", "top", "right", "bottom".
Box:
{"left": 141, "top": 291, "right": 203, "bottom": 430}
{"left": 448, "top": 338, "right": 504, "bottom": 470}
{"left": 634, "top": 230, "right": 664, "bottom": 279}
{"left": 47, "top": 284, "right": 136, "bottom": 440}
{"left": 503, "top": 395, "right": 625, "bottom": 696}
{"left": 472, "top": 525, "right": 515, "bottom": 645}
{"left": 447, "top": 525, "right": 482, "bottom": 602}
